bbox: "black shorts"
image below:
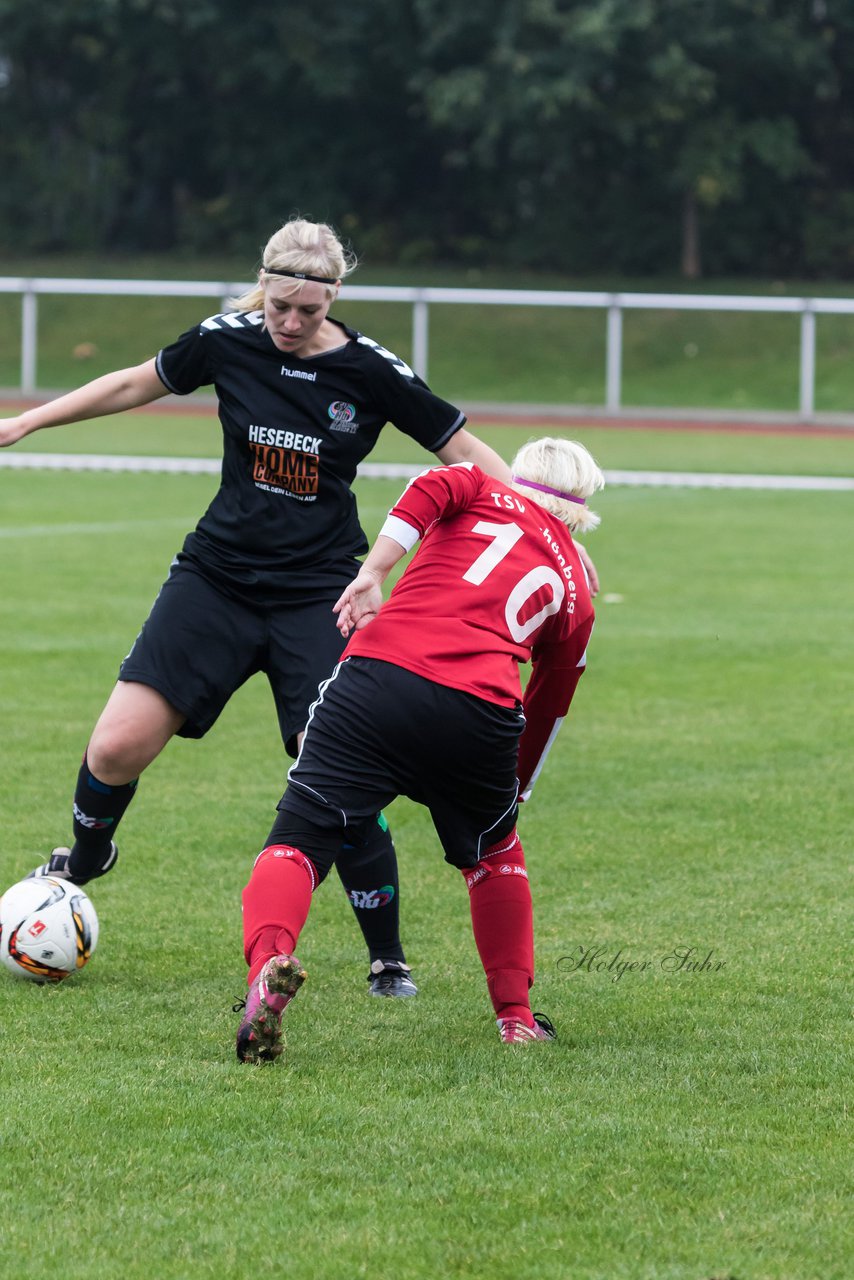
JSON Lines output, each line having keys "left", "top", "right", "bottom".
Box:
{"left": 119, "top": 559, "right": 353, "bottom": 754}
{"left": 274, "top": 656, "right": 523, "bottom": 871}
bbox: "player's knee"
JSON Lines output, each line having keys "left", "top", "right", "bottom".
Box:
{"left": 267, "top": 808, "right": 343, "bottom": 884}
{"left": 86, "top": 729, "right": 147, "bottom": 784}
{"left": 254, "top": 844, "right": 322, "bottom": 891}
{"left": 483, "top": 827, "right": 525, "bottom": 867}
{"left": 461, "top": 828, "right": 528, "bottom": 894}
{"left": 341, "top": 813, "right": 394, "bottom": 864}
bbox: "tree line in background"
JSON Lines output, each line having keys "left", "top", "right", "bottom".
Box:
{"left": 1, "top": 0, "right": 852, "bottom": 279}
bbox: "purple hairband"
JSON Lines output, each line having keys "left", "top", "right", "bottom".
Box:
{"left": 511, "top": 474, "right": 587, "bottom": 505}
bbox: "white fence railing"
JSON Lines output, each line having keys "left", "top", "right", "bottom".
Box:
{"left": 2, "top": 276, "right": 854, "bottom": 418}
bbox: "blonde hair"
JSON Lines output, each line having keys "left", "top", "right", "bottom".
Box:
{"left": 230, "top": 217, "right": 357, "bottom": 311}
{"left": 510, "top": 436, "right": 605, "bottom": 534}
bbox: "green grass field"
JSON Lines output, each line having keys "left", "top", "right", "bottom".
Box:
{"left": 0, "top": 421, "right": 851, "bottom": 1279}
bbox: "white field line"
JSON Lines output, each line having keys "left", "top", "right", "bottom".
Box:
{"left": 600, "top": 468, "right": 854, "bottom": 491}
{"left": 1, "top": 451, "right": 852, "bottom": 491}
{"left": 0, "top": 517, "right": 195, "bottom": 539}
{"left": 0, "top": 452, "right": 222, "bottom": 474}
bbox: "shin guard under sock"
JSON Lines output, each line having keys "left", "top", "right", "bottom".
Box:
{"left": 242, "top": 845, "right": 318, "bottom": 984}
{"left": 463, "top": 829, "right": 534, "bottom": 1024}
{"left": 336, "top": 814, "right": 405, "bottom": 965}
{"left": 69, "top": 754, "right": 138, "bottom": 879}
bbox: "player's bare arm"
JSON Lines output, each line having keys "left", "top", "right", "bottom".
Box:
{"left": 0, "top": 359, "right": 170, "bottom": 447}
{"left": 435, "top": 427, "right": 511, "bottom": 482}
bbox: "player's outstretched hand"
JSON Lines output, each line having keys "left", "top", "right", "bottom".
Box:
{"left": 333, "top": 569, "right": 385, "bottom": 637}
{"left": 0, "top": 415, "right": 30, "bottom": 448}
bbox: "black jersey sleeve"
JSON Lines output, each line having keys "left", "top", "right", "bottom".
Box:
{"left": 354, "top": 333, "right": 466, "bottom": 452}
{"left": 155, "top": 319, "right": 219, "bottom": 395}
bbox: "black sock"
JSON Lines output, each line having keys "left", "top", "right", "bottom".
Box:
{"left": 336, "top": 814, "right": 406, "bottom": 966}
{"left": 69, "top": 754, "right": 138, "bottom": 879}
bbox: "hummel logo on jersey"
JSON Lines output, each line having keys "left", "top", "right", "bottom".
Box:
{"left": 279, "top": 366, "right": 317, "bottom": 382}
{"left": 356, "top": 335, "right": 415, "bottom": 379}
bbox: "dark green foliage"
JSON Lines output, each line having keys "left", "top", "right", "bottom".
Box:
{"left": 0, "top": 1, "right": 852, "bottom": 277}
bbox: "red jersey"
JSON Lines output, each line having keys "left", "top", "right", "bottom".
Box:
{"left": 345, "top": 463, "right": 594, "bottom": 798}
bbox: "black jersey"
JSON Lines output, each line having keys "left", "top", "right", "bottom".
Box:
{"left": 155, "top": 312, "right": 465, "bottom": 599}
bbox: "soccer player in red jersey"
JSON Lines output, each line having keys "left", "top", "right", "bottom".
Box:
{"left": 237, "top": 436, "right": 605, "bottom": 1059}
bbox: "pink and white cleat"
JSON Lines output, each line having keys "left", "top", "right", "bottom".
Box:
{"left": 236, "top": 954, "right": 307, "bottom": 1063}
{"left": 497, "top": 1012, "right": 557, "bottom": 1044}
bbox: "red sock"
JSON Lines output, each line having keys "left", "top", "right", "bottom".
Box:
{"left": 242, "top": 845, "right": 317, "bottom": 984}
{"left": 463, "top": 829, "right": 534, "bottom": 1025}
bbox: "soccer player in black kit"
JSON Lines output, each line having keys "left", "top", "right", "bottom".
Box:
{"left": 0, "top": 216, "right": 552, "bottom": 995}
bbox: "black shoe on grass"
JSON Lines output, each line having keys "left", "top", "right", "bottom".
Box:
{"left": 368, "top": 960, "right": 418, "bottom": 998}
{"left": 28, "top": 842, "right": 118, "bottom": 887}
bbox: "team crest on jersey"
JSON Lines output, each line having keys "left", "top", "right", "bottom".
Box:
{"left": 328, "top": 401, "right": 359, "bottom": 433}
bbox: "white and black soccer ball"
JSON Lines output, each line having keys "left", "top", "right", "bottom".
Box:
{"left": 0, "top": 876, "right": 99, "bottom": 983}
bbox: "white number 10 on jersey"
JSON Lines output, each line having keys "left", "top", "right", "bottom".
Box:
{"left": 462, "top": 521, "right": 566, "bottom": 643}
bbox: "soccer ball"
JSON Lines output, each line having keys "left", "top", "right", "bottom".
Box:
{"left": 0, "top": 876, "right": 99, "bottom": 983}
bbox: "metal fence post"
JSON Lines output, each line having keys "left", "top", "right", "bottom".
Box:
{"left": 798, "top": 305, "right": 816, "bottom": 420}
{"left": 606, "top": 300, "right": 623, "bottom": 412}
{"left": 412, "top": 293, "right": 429, "bottom": 382}
{"left": 21, "top": 285, "right": 38, "bottom": 395}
